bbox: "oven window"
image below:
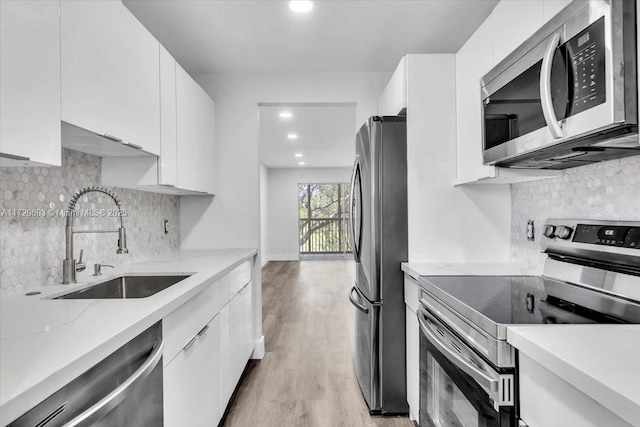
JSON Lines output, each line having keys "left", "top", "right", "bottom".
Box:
{"left": 427, "top": 353, "right": 479, "bottom": 427}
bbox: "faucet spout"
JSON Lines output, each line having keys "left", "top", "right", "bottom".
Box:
{"left": 62, "top": 186, "right": 129, "bottom": 284}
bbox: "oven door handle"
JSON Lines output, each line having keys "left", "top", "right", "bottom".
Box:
{"left": 417, "top": 308, "right": 498, "bottom": 394}
{"left": 540, "top": 31, "right": 565, "bottom": 139}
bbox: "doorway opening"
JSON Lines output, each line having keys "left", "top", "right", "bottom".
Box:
{"left": 298, "top": 183, "right": 352, "bottom": 259}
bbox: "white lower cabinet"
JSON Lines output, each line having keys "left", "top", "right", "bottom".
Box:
{"left": 519, "top": 353, "right": 633, "bottom": 427}
{"left": 164, "top": 314, "right": 221, "bottom": 427}
{"left": 163, "top": 260, "right": 254, "bottom": 426}
{"left": 404, "top": 274, "right": 420, "bottom": 422}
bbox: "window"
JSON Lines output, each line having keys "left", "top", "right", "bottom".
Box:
{"left": 298, "top": 183, "right": 352, "bottom": 256}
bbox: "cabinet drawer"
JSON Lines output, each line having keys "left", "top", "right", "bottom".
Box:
{"left": 163, "top": 280, "right": 221, "bottom": 365}
{"left": 228, "top": 260, "right": 251, "bottom": 300}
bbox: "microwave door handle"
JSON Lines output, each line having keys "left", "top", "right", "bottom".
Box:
{"left": 540, "top": 32, "right": 565, "bottom": 139}
{"left": 417, "top": 308, "right": 498, "bottom": 394}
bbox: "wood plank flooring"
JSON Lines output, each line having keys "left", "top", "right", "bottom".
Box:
{"left": 222, "top": 261, "right": 413, "bottom": 427}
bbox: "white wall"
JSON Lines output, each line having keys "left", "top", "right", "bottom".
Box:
{"left": 259, "top": 163, "right": 269, "bottom": 266}
{"left": 405, "top": 55, "right": 511, "bottom": 262}
{"left": 266, "top": 167, "right": 352, "bottom": 261}
{"left": 179, "top": 71, "right": 390, "bottom": 355}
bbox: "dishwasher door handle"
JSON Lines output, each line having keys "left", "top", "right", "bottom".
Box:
{"left": 63, "top": 340, "right": 164, "bottom": 427}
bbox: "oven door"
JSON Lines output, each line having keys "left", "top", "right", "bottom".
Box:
{"left": 481, "top": 0, "right": 626, "bottom": 166}
{"left": 418, "top": 306, "right": 516, "bottom": 427}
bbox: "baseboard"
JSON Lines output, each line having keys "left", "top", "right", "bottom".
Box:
{"left": 266, "top": 254, "right": 299, "bottom": 262}
{"left": 261, "top": 256, "right": 270, "bottom": 267}
{"left": 251, "top": 335, "right": 265, "bottom": 359}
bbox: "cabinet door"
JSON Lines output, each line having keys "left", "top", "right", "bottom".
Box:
{"left": 177, "top": 65, "right": 215, "bottom": 193}
{"left": 241, "top": 283, "right": 254, "bottom": 358}
{"left": 519, "top": 354, "right": 633, "bottom": 427}
{"left": 455, "top": 15, "right": 496, "bottom": 184}
{"left": 159, "top": 46, "right": 178, "bottom": 186}
{"left": 229, "top": 290, "right": 245, "bottom": 382}
{"left": 61, "top": 0, "right": 123, "bottom": 139}
{"left": 492, "top": 0, "right": 544, "bottom": 65}
{"left": 164, "top": 315, "right": 222, "bottom": 427}
{"left": 120, "top": 9, "right": 160, "bottom": 155}
{"left": 219, "top": 303, "right": 233, "bottom": 409}
{"left": 0, "top": 1, "right": 61, "bottom": 166}
{"left": 405, "top": 306, "right": 419, "bottom": 422}
{"left": 378, "top": 56, "right": 407, "bottom": 116}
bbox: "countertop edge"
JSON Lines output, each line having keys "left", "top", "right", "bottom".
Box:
{"left": 0, "top": 248, "right": 257, "bottom": 426}
{"left": 507, "top": 326, "right": 640, "bottom": 426}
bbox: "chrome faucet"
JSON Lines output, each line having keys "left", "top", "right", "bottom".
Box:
{"left": 62, "top": 186, "right": 129, "bottom": 284}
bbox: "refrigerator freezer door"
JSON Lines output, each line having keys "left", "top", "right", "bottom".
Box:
{"left": 350, "top": 285, "right": 381, "bottom": 412}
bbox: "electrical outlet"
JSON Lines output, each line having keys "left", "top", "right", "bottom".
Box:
{"left": 163, "top": 219, "right": 169, "bottom": 235}
{"left": 526, "top": 220, "right": 535, "bottom": 241}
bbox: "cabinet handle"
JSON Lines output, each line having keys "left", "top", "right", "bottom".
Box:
{"left": 102, "top": 133, "right": 123, "bottom": 143}
{"left": 0, "top": 152, "right": 30, "bottom": 161}
{"left": 197, "top": 324, "right": 210, "bottom": 337}
{"left": 124, "top": 141, "right": 143, "bottom": 150}
{"left": 183, "top": 336, "right": 198, "bottom": 351}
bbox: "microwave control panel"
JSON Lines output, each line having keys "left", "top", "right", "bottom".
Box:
{"left": 564, "top": 16, "right": 606, "bottom": 117}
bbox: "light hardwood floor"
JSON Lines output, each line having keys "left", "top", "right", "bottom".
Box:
{"left": 222, "top": 260, "right": 413, "bottom": 427}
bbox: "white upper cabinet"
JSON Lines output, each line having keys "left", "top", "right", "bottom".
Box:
{"left": 159, "top": 45, "right": 178, "bottom": 187}
{"left": 61, "top": 0, "right": 160, "bottom": 156}
{"left": 0, "top": 1, "right": 61, "bottom": 167}
{"left": 176, "top": 65, "right": 216, "bottom": 195}
{"left": 492, "top": 0, "right": 544, "bottom": 66}
{"left": 102, "top": 55, "right": 215, "bottom": 195}
{"left": 378, "top": 56, "right": 407, "bottom": 116}
{"left": 455, "top": 15, "right": 495, "bottom": 185}
{"left": 61, "top": 1, "right": 123, "bottom": 143}
{"left": 120, "top": 6, "right": 161, "bottom": 155}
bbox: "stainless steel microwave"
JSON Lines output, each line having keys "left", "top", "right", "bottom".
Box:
{"left": 481, "top": 0, "right": 639, "bottom": 169}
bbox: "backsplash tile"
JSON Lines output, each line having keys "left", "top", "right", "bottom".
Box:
{"left": 511, "top": 156, "right": 640, "bottom": 272}
{"left": 0, "top": 149, "right": 180, "bottom": 296}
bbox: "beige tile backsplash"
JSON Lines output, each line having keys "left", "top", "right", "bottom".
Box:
{"left": 0, "top": 149, "right": 180, "bottom": 295}
{"left": 511, "top": 156, "right": 640, "bottom": 272}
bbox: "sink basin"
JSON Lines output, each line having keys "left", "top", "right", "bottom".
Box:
{"left": 55, "top": 275, "right": 192, "bottom": 299}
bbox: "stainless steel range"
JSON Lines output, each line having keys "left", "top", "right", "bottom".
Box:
{"left": 417, "top": 219, "right": 640, "bottom": 427}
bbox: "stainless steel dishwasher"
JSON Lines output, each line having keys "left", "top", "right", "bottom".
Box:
{"left": 9, "top": 322, "right": 163, "bottom": 427}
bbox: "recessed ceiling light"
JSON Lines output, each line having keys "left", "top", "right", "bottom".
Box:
{"left": 279, "top": 111, "right": 292, "bottom": 119}
{"left": 289, "top": 1, "right": 313, "bottom": 13}
{"left": 294, "top": 153, "right": 303, "bottom": 157}
{"left": 287, "top": 133, "right": 298, "bottom": 140}
{"left": 298, "top": 161, "right": 306, "bottom": 165}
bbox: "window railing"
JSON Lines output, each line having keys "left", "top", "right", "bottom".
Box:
{"left": 299, "top": 218, "right": 352, "bottom": 254}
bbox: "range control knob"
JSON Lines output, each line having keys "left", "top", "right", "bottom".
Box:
{"left": 542, "top": 225, "right": 556, "bottom": 238}
{"left": 556, "top": 225, "right": 573, "bottom": 240}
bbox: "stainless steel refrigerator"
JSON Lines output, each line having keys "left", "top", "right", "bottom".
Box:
{"left": 348, "top": 116, "right": 408, "bottom": 414}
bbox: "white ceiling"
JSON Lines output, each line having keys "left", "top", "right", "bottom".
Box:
{"left": 258, "top": 103, "right": 356, "bottom": 168}
{"left": 123, "top": 0, "right": 499, "bottom": 73}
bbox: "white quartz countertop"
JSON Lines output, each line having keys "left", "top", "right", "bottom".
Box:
{"left": 508, "top": 325, "right": 640, "bottom": 426}
{"left": 402, "top": 261, "right": 640, "bottom": 426}
{"left": 0, "top": 249, "right": 257, "bottom": 426}
{"left": 401, "top": 261, "right": 536, "bottom": 279}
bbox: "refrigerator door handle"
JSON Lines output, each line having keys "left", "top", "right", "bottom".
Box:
{"left": 349, "top": 285, "right": 369, "bottom": 314}
{"left": 349, "top": 160, "right": 362, "bottom": 262}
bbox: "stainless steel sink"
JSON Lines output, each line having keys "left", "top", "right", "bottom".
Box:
{"left": 54, "top": 275, "right": 191, "bottom": 299}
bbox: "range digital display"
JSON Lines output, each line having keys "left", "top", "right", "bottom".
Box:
{"left": 573, "top": 224, "right": 640, "bottom": 248}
